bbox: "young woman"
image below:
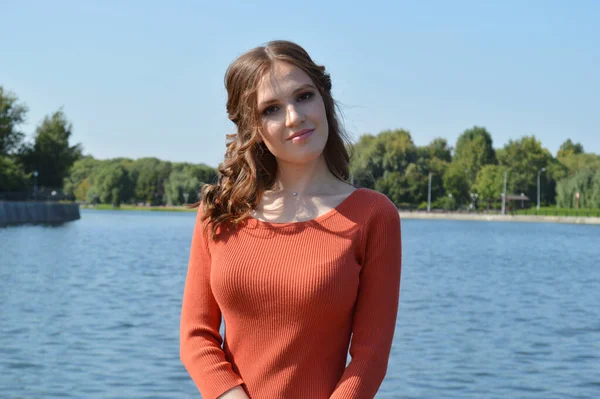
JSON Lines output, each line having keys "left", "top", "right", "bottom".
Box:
{"left": 180, "top": 40, "right": 402, "bottom": 399}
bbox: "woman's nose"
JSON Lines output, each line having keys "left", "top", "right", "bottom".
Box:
{"left": 285, "top": 104, "right": 305, "bottom": 128}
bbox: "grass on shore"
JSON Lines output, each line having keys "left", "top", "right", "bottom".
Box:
{"left": 83, "top": 204, "right": 197, "bottom": 212}
{"left": 513, "top": 207, "right": 600, "bottom": 217}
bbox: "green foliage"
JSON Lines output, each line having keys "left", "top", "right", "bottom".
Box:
{"left": 514, "top": 207, "right": 600, "bottom": 217}
{"left": 189, "top": 163, "right": 218, "bottom": 186}
{"left": 350, "top": 129, "right": 417, "bottom": 189}
{"left": 128, "top": 157, "right": 172, "bottom": 205}
{"left": 558, "top": 153, "right": 600, "bottom": 176}
{"left": 19, "top": 109, "right": 82, "bottom": 188}
{"left": 379, "top": 129, "right": 418, "bottom": 172}
{"left": 374, "top": 171, "right": 406, "bottom": 205}
{"left": 497, "top": 136, "right": 555, "bottom": 204}
{"left": 3, "top": 83, "right": 598, "bottom": 211}
{"left": 557, "top": 139, "right": 584, "bottom": 158}
{"left": 0, "top": 87, "right": 29, "bottom": 191}
{"left": 63, "top": 156, "right": 100, "bottom": 201}
{"left": 556, "top": 170, "right": 600, "bottom": 208}
{"left": 0, "top": 155, "right": 29, "bottom": 190}
{"left": 89, "top": 163, "right": 133, "bottom": 207}
{"left": 0, "top": 86, "right": 28, "bottom": 156}
{"left": 473, "top": 165, "right": 504, "bottom": 209}
{"left": 426, "top": 138, "right": 452, "bottom": 163}
{"left": 1, "top": 87, "right": 218, "bottom": 204}
{"left": 351, "top": 129, "right": 429, "bottom": 206}
{"left": 442, "top": 162, "right": 470, "bottom": 205}
{"left": 420, "top": 146, "right": 449, "bottom": 206}
{"left": 453, "top": 126, "right": 497, "bottom": 185}
{"left": 165, "top": 168, "right": 200, "bottom": 205}
{"left": 62, "top": 155, "right": 216, "bottom": 206}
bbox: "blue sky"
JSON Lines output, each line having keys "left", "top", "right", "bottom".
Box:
{"left": 2, "top": 0, "right": 598, "bottom": 167}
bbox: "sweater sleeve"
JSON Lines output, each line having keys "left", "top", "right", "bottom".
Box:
{"left": 180, "top": 208, "right": 245, "bottom": 399}
{"left": 329, "top": 195, "right": 402, "bottom": 399}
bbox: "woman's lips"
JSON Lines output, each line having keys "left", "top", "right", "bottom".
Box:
{"left": 289, "top": 128, "right": 314, "bottom": 143}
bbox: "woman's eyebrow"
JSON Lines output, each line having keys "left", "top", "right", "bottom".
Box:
{"left": 258, "top": 84, "right": 316, "bottom": 109}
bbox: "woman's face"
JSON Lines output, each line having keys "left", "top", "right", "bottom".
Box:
{"left": 255, "top": 61, "right": 328, "bottom": 165}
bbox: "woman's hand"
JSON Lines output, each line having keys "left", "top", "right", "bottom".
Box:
{"left": 217, "top": 386, "right": 250, "bottom": 399}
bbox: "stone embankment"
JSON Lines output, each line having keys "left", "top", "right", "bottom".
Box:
{"left": 0, "top": 201, "right": 80, "bottom": 227}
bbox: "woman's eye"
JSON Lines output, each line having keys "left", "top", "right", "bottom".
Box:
{"left": 262, "top": 106, "right": 279, "bottom": 116}
{"left": 297, "top": 92, "right": 314, "bottom": 102}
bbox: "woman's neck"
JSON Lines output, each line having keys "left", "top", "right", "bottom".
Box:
{"left": 271, "top": 154, "right": 339, "bottom": 195}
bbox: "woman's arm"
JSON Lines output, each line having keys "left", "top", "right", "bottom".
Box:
{"left": 217, "top": 386, "right": 250, "bottom": 399}
{"left": 180, "top": 208, "right": 245, "bottom": 399}
{"left": 329, "top": 196, "right": 402, "bottom": 399}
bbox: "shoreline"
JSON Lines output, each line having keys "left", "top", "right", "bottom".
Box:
{"left": 399, "top": 212, "right": 600, "bottom": 225}
{"left": 0, "top": 201, "right": 81, "bottom": 227}
{"left": 81, "top": 205, "right": 600, "bottom": 225}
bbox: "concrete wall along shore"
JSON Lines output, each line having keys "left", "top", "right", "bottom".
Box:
{"left": 0, "top": 201, "right": 80, "bottom": 227}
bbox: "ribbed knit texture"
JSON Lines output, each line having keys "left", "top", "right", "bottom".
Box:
{"left": 180, "top": 188, "right": 402, "bottom": 399}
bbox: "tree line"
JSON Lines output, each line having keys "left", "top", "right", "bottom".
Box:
{"left": 2, "top": 86, "right": 599, "bottom": 209}
{"left": 350, "top": 128, "right": 600, "bottom": 210}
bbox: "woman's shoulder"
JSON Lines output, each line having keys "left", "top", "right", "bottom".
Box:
{"left": 341, "top": 187, "right": 400, "bottom": 228}
{"left": 353, "top": 188, "right": 398, "bottom": 213}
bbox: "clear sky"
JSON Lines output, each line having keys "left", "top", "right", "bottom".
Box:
{"left": 2, "top": 0, "right": 598, "bottom": 167}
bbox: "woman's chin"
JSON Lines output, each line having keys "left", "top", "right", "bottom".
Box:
{"left": 278, "top": 148, "right": 326, "bottom": 166}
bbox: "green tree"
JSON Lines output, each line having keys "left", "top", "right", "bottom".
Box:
{"left": 0, "top": 87, "right": 29, "bottom": 191}
{"left": 129, "top": 157, "right": 172, "bottom": 205}
{"left": 20, "top": 109, "right": 82, "bottom": 188}
{"left": 75, "top": 177, "right": 91, "bottom": 202}
{"left": 404, "top": 163, "right": 427, "bottom": 204}
{"left": 374, "top": 171, "right": 409, "bottom": 206}
{"left": 63, "top": 156, "right": 99, "bottom": 201}
{"left": 0, "top": 86, "right": 28, "bottom": 155}
{"left": 557, "top": 139, "right": 584, "bottom": 158}
{"left": 426, "top": 137, "right": 452, "bottom": 163}
{"left": 165, "top": 168, "right": 200, "bottom": 205}
{"left": 556, "top": 170, "right": 600, "bottom": 208}
{"left": 349, "top": 134, "right": 380, "bottom": 188}
{"left": 443, "top": 162, "right": 470, "bottom": 206}
{"left": 497, "top": 136, "right": 556, "bottom": 205}
{"left": 91, "top": 162, "right": 133, "bottom": 207}
{"left": 557, "top": 153, "right": 600, "bottom": 176}
{"left": 473, "top": 165, "right": 505, "bottom": 209}
{"left": 0, "top": 155, "right": 29, "bottom": 191}
{"left": 350, "top": 129, "right": 421, "bottom": 206}
{"left": 416, "top": 138, "right": 452, "bottom": 208}
{"left": 189, "top": 164, "right": 218, "bottom": 187}
{"left": 350, "top": 129, "right": 417, "bottom": 188}
{"left": 453, "top": 126, "right": 497, "bottom": 186}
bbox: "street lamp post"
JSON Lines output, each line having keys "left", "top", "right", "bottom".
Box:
{"left": 501, "top": 169, "right": 508, "bottom": 215}
{"left": 537, "top": 167, "right": 546, "bottom": 210}
{"left": 470, "top": 193, "right": 479, "bottom": 210}
{"left": 427, "top": 173, "right": 432, "bottom": 212}
{"left": 33, "top": 170, "right": 39, "bottom": 201}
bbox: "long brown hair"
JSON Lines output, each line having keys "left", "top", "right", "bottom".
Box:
{"left": 193, "top": 40, "right": 351, "bottom": 238}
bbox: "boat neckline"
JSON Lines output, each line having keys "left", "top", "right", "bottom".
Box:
{"left": 246, "top": 187, "right": 365, "bottom": 228}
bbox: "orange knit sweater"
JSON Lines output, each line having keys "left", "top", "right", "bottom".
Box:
{"left": 180, "top": 188, "right": 402, "bottom": 399}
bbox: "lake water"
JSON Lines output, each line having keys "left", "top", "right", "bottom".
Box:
{"left": 1, "top": 209, "right": 599, "bottom": 399}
